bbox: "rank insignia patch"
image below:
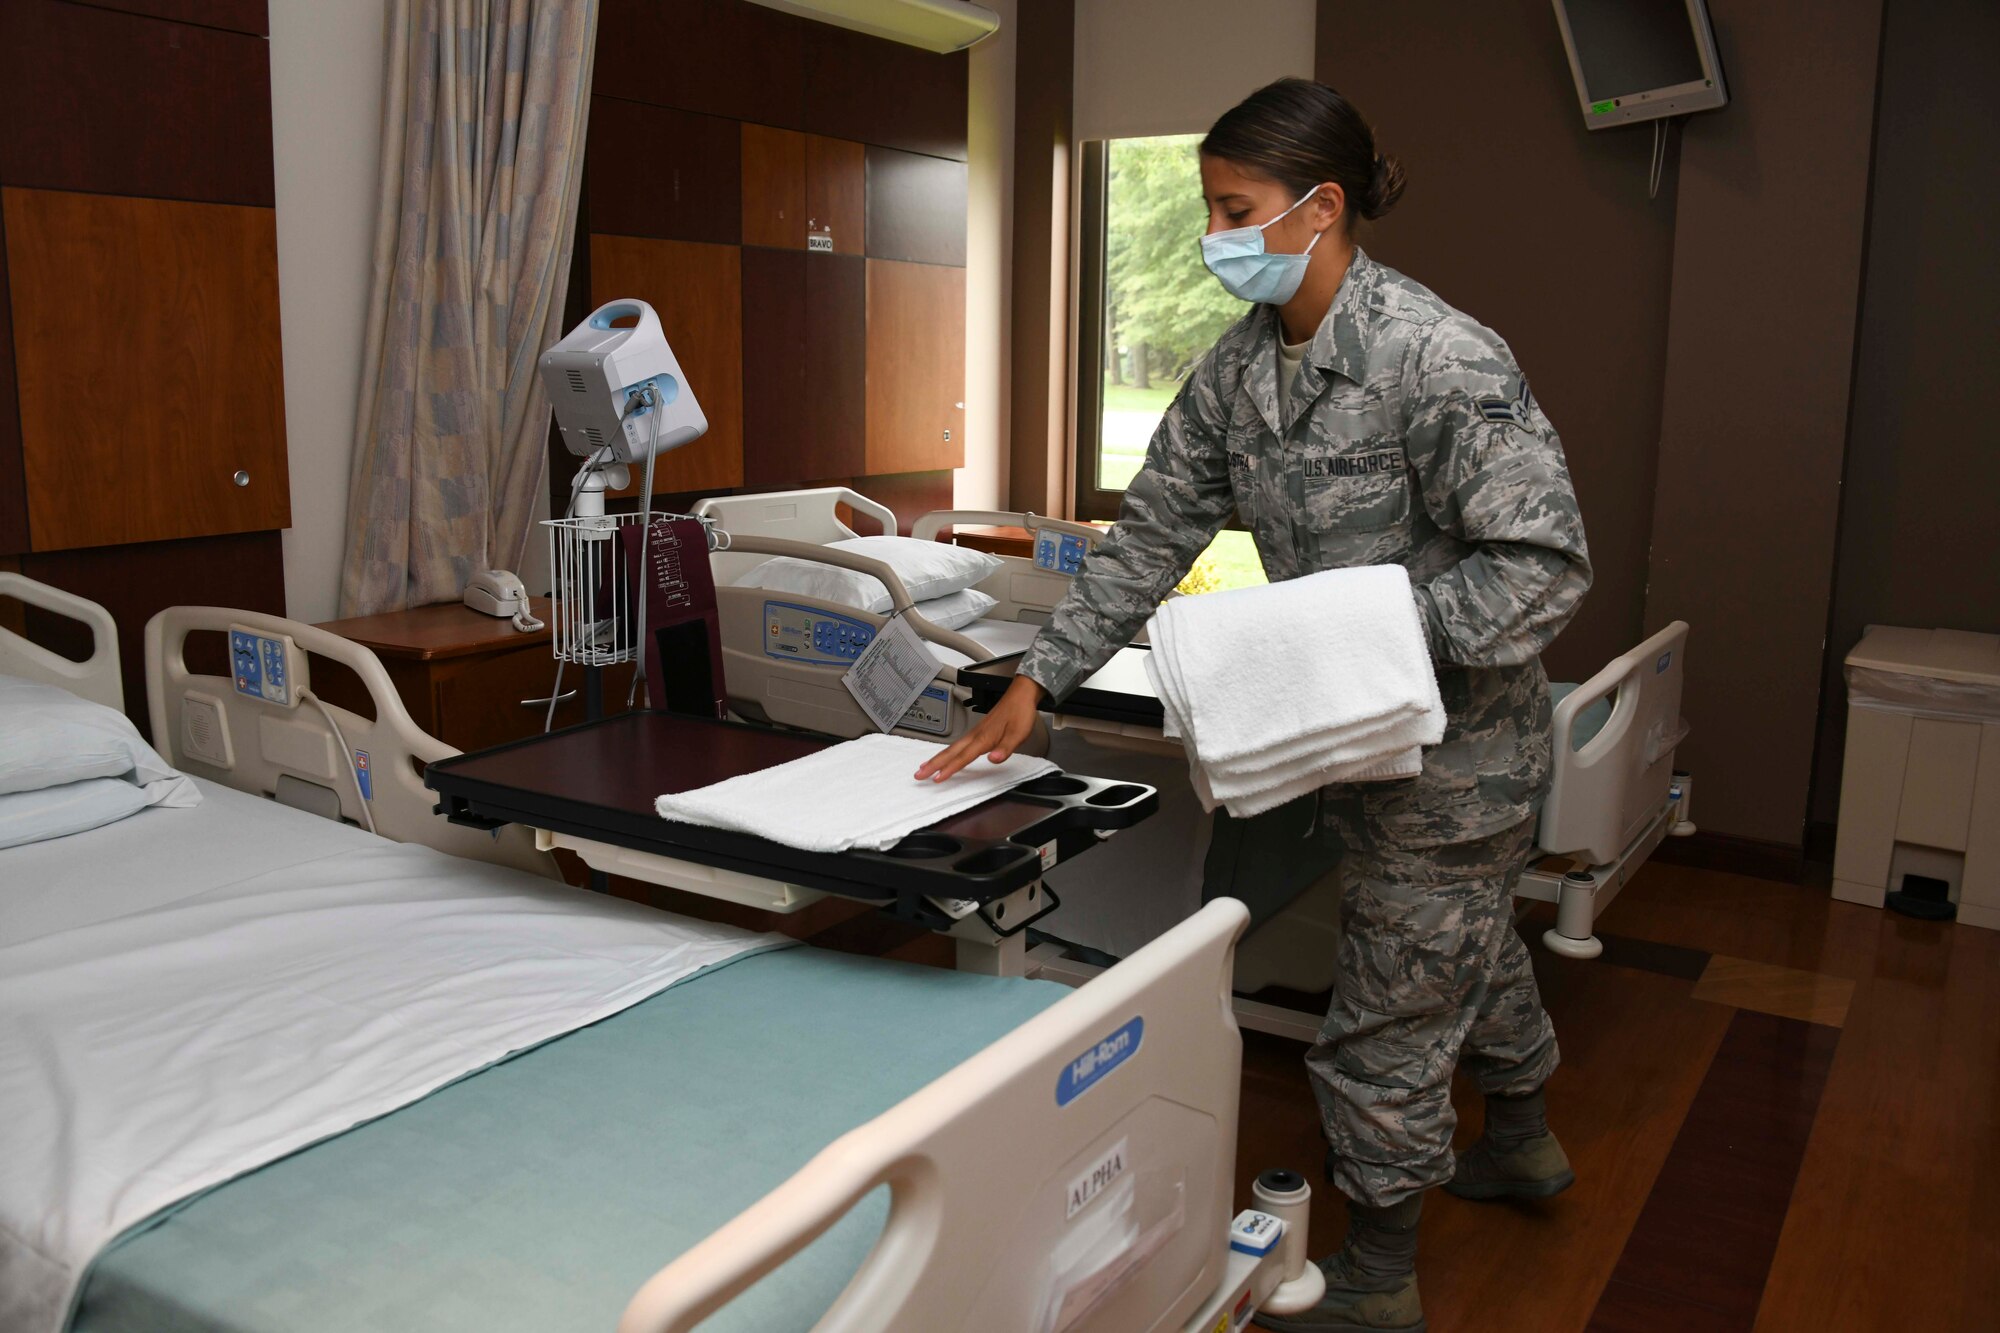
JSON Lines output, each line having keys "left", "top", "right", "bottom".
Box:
{"left": 1475, "top": 379, "right": 1534, "bottom": 429}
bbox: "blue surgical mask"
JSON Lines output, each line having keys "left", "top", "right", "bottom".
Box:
{"left": 1199, "top": 188, "right": 1324, "bottom": 305}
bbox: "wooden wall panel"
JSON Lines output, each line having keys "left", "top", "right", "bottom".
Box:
{"left": 806, "top": 253, "right": 868, "bottom": 480}
{"left": 865, "top": 260, "right": 964, "bottom": 475}
{"left": 741, "top": 248, "right": 808, "bottom": 482}
{"left": 741, "top": 129, "right": 868, "bottom": 257}
{"left": 865, "top": 146, "right": 969, "bottom": 266}
{"left": 850, "top": 471, "right": 954, "bottom": 536}
{"left": 1320, "top": 0, "right": 1680, "bottom": 683}
{"left": 741, "top": 250, "right": 866, "bottom": 485}
{"left": 577, "top": 1, "right": 970, "bottom": 521}
{"left": 807, "top": 136, "right": 866, "bottom": 257}
{"left": 594, "top": 0, "right": 807, "bottom": 130}
{"left": 1643, "top": 0, "right": 1884, "bottom": 845}
{"left": 0, "top": 0, "right": 275, "bottom": 206}
{"left": 804, "top": 26, "right": 969, "bottom": 161}
{"left": 1006, "top": 0, "right": 1074, "bottom": 516}
{"left": 6, "top": 188, "right": 290, "bottom": 551}
{"left": 80, "top": 0, "right": 268, "bottom": 34}
{"left": 741, "top": 125, "right": 807, "bottom": 251}
{"left": 1809, "top": 0, "right": 2000, "bottom": 827}
{"left": 0, "top": 202, "right": 26, "bottom": 555}
{"left": 588, "top": 234, "right": 745, "bottom": 494}
{"left": 588, "top": 98, "right": 741, "bottom": 245}
{"left": 20, "top": 530, "right": 286, "bottom": 738}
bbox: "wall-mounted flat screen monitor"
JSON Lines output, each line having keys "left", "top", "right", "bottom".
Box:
{"left": 1551, "top": 0, "right": 1729, "bottom": 128}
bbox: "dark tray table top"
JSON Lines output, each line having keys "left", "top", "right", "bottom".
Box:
{"left": 960, "top": 645, "right": 1166, "bottom": 730}
{"left": 425, "top": 711, "right": 1157, "bottom": 919}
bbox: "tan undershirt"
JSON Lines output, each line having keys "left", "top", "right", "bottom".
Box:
{"left": 1277, "top": 335, "right": 1311, "bottom": 403}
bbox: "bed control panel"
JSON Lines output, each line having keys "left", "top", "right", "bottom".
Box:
{"left": 900, "top": 684, "right": 951, "bottom": 736}
{"left": 1035, "top": 530, "right": 1089, "bottom": 575}
{"left": 762, "top": 601, "right": 876, "bottom": 665}
{"left": 229, "top": 626, "right": 308, "bottom": 708}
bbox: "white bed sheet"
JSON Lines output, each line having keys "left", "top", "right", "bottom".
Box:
{"left": 1, "top": 778, "right": 362, "bottom": 948}
{"left": 926, "top": 616, "right": 1044, "bottom": 671}
{"left": 0, "top": 780, "right": 777, "bottom": 1333}
{"left": 965, "top": 616, "right": 1043, "bottom": 660}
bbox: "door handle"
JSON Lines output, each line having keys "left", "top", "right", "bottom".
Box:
{"left": 520, "top": 689, "right": 579, "bottom": 708}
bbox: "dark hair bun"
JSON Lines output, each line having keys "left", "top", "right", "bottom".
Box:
{"left": 1201, "top": 79, "right": 1408, "bottom": 234}
{"left": 1361, "top": 152, "right": 1406, "bottom": 221}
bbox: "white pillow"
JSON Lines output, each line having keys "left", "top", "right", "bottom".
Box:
{"left": 735, "top": 536, "right": 1003, "bottom": 613}
{"left": 914, "top": 588, "right": 999, "bottom": 631}
{"left": 0, "top": 776, "right": 161, "bottom": 850}
{"left": 0, "top": 674, "right": 200, "bottom": 809}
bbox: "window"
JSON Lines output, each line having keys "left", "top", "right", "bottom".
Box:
{"left": 1075, "top": 136, "right": 1266, "bottom": 594}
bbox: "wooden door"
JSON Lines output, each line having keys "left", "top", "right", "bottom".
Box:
{"left": 865, "top": 260, "right": 964, "bottom": 476}
{"left": 5, "top": 188, "right": 290, "bottom": 551}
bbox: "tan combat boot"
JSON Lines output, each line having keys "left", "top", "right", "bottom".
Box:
{"left": 1254, "top": 1253, "right": 1425, "bottom": 1332}
{"left": 1444, "top": 1131, "right": 1575, "bottom": 1201}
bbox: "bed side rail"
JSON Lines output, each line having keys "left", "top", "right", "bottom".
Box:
{"left": 722, "top": 535, "right": 997, "bottom": 668}
{"left": 144, "top": 605, "right": 553, "bottom": 877}
{"left": 620, "top": 898, "right": 1252, "bottom": 1333}
{"left": 1541, "top": 620, "right": 1691, "bottom": 865}
{"left": 0, "top": 572, "right": 123, "bottom": 711}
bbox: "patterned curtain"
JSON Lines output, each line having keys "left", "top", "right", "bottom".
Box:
{"left": 338, "top": 0, "right": 597, "bottom": 616}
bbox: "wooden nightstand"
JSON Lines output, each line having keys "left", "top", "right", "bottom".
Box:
{"left": 315, "top": 599, "right": 633, "bottom": 753}
{"left": 947, "top": 524, "right": 1034, "bottom": 558}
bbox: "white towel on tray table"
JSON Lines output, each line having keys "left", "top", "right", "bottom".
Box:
{"left": 654, "top": 732, "right": 1058, "bottom": 853}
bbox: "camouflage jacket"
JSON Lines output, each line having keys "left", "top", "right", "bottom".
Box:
{"left": 1020, "top": 250, "right": 1592, "bottom": 840}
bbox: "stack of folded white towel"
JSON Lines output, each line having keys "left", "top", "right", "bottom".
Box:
{"left": 1141, "top": 564, "right": 1445, "bottom": 816}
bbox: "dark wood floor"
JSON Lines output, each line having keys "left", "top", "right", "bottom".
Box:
{"left": 616, "top": 859, "right": 2000, "bottom": 1331}
{"left": 1232, "top": 864, "right": 2000, "bottom": 1332}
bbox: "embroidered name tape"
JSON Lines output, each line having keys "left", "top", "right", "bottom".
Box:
{"left": 1304, "top": 449, "right": 1404, "bottom": 480}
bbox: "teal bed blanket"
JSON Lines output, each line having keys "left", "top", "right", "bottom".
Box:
{"left": 70, "top": 947, "right": 1066, "bottom": 1333}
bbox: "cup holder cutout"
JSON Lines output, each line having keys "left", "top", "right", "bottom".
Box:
{"left": 953, "top": 846, "right": 1033, "bottom": 877}
{"left": 884, "top": 833, "right": 962, "bottom": 859}
{"left": 1017, "top": 774, "right": 1089, "bottom": 798}
{"left": 1086, "top": 783, "right": 1147, "bottom": 807}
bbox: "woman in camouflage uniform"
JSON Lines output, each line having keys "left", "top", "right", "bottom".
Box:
{"left": 920, "top": 79, "right": 1591, "bottom": 1331}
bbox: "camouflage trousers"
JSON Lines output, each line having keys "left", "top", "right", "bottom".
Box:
{"left": 1305, "top": 805, "right": 1557, "bottom": 1209}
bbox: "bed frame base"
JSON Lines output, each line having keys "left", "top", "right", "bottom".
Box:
{"left": 1030, "top": 948, "right": 1329, "bottom": 1045}
{"left": 1518, "top": 786, "right": 1684, "bottom": 960}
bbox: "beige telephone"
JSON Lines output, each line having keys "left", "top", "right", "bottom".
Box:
{"left": 463, "top": 570, "right": 544, "bottom": 632}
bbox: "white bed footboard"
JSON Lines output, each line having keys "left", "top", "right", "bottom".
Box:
{"left": 0, "top": 571, "right": 123, "bottom": 711}
{"left": 145, "top": 605, "right": 552, "bottom": 876}
{"left": 620, "top": 898, "right": 1253, "bottom": 1333}
{"left": 1540, "top": 620, "right": 1691, "bottom": 866}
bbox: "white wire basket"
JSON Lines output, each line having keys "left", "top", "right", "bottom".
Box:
{"left": 544, "top": 512, "right": 649, "bottom": 667}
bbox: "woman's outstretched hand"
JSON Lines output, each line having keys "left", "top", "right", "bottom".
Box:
{"left": 914, "top": 674, "right": 1048, "bottom": 781}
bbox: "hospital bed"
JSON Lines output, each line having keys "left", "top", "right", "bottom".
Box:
{"left": 1, "top": 571, "right": 1320, "bottom": 1332}
{"left": 692, "top": 486, "right": 1109, "bottom": 741}
{"left": 962, "top": 622, "right": 1696, "bottom": 1036}
{"left": 690, "top": 487, "right": 1218, "bottom": 966}
{"left": 684, "top": 490, "right": 1693, "bottom": 1012}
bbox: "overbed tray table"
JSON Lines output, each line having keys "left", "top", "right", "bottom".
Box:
{"left": 426, "top": 711, "right": 1158, "bottom": 975}
{"left": 960, "top": 645, "right": 1169, "bottom": 735}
